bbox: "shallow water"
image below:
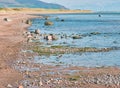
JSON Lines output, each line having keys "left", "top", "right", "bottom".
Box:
{"left": 29, "top": 13, "right": 120, "bottom": 67}
{"left": 34, "top": 50, "right": 120, "bottom": 67}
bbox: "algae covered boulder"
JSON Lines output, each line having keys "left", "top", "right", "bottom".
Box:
{"left": 44, "top": 21, "right": 53, "bottom": 26}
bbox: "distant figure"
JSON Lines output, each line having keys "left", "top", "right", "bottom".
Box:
{"left": 98, "top": 14, "right": 101, "bottom": 17}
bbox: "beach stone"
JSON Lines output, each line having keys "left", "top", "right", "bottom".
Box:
{"left": 26, "top": 32, "right": 31, "bottom": 35}
{"left": 90, "top": 32, "right": 100, "bottom": 35}
{"left": 7, "top": 84, "right": 13, "bottom": 88}
{"left": 72, "top": 35, "right": 81, "bottom": 39}
{"left": 27, "top": 34, "right": 32, "bottom": 38}
{"left": 52, "top": 35, "right": 58, "bottom": 40}
{"left": 26, "top": 20, "right": 32, "bottom": 25}
{"left": 35, "top": 29, "right": 40, "bottom": 34}
{"left": 45, "top": 16, "right": 49, "bottom": 20}
{"left": 44, "top": 21, "right": 53, "bottom": 26}
{"left": 27, "top": 38, "right": 32, "bottom": 42}
{"left": 4, "top": 18, "right": 12, "bottom": 22}
{"left": 55, "top": 17, "right": 59, "bottom": 21}
{"left": 45, "top": 35, "right": 52, "bottom": 40}
{"left": 18, "top": 85, "right": 24, "bottom": 88}
{"left": 61, "top": 19, "right": 64, "bottom": 22}
{"left": 39, "top": 81, "right": 43, "bottom": 86}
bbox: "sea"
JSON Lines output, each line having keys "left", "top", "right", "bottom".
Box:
{"left": 28, "top": 13, "right": 120, "bottom": 67}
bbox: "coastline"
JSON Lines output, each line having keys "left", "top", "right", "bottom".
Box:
{"left": 0, "top": 12, "right": 120, "bottom": 88}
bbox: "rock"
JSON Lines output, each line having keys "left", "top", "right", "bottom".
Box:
{"left": 44, "top": 21, "right": 53, "bottom": 26}
{"left": 39, "top": 81, "right": 43, "bottom": 86}
{"left": 25, "top": 32, "right": 31, "bottom": 35}
{"left": 7, "top": 84, "right": 13, "bottom": 88}
{"left": 113, "top": 41, "right": 117, "bottom": 44}
{"left": 27, "top": 34, "right": 32, "bottom": 38}
{"left": 61, "top": 19, "right": 64, "bottom": 22}
{"left": 52, "top": 35, "right": 58, "bottom": 40}
{"left": 27, "top": 38, "right": 32, "bottom": 42}
{"left": 26, "top": 20, "right": 32, "bottom": 25}
{"left": 72, "top": 35, "right": 81, "bottom": 39}
{"left": 34, "top": 35, "right": 40, "bottom": 40}
{"left": 45, "top": 34, "right": 58, "bottom": 41}
{"left": 35, "top": 29, "right": 40, "bottom": 34}
{"left": 55, "top": 17, "right": 59, "bottom": 21}
{"left": 45, "top": 35, "right": 52, "bottom": 41}
{"left": 4, "top": 18, "right": 12, "bottom": 22}
{"left": 18, "top": 85, "right": 24, "bottom": 88}
{"left": 90, "top": 32, "right": 100, "bottom": 35}
{"left": 45, "top": 16, "right": 49, "bottom": 20}
{"left": 61, "top": 36, "right": 64, "bottom": 39}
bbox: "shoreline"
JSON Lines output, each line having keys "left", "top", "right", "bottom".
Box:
{"left": 0, "top": 12, "right": 120, "bottom": 88}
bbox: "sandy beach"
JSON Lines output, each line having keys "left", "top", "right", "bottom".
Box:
{"left": 0, "top": 12, "right": 120, "bottom": 88}
{"left": 0, "top": 13, "right": 37, "bottom": 88}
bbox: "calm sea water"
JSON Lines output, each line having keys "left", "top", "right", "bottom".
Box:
{"left": 29, "top": 13, "right": 120, "bottom": 67}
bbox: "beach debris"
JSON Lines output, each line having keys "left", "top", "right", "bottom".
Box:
{"left": 4, "top": 18, "right": 12, "bottom": 22}
{"left": 35, "top": 29, "right": 40, "bottom": 34}
{"left": 44, "top": 21, "right": 53, "bottom": 26}
{"left": 7, "top": 84, "right": 13, "bottom": 88}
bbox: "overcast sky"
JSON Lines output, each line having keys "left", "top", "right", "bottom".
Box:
{"left": 40, "top": 0, "right": 120, "bottom": 11}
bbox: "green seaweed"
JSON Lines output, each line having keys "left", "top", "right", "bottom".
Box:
{"left": 32, "top": 45, "right": 114, "bottom": 56}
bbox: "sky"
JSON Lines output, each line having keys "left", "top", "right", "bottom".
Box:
{"left": 40, "top": 0, "right": 120, "bottom": 11}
